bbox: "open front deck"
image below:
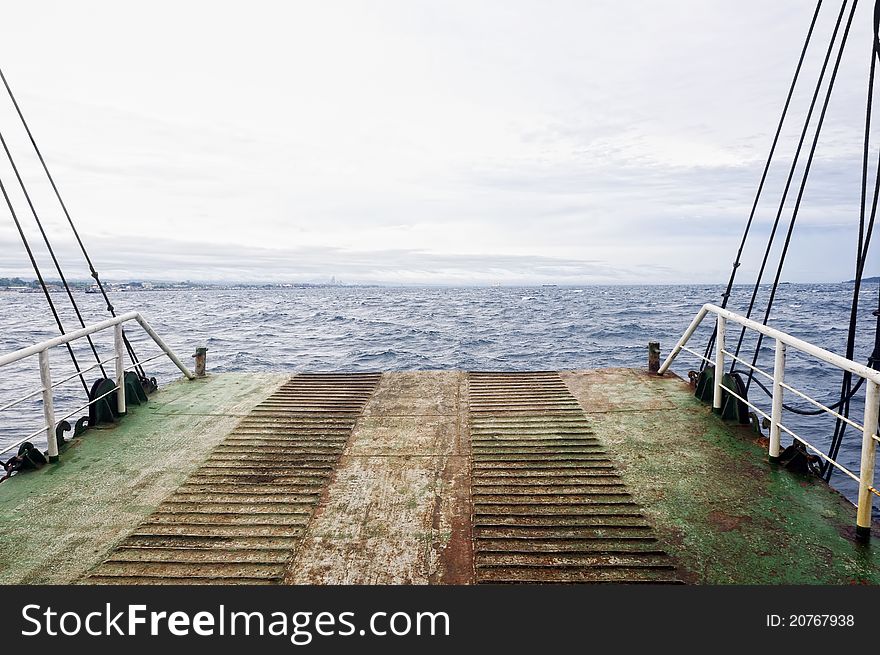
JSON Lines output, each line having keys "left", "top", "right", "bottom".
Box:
{"left": 0, "top": 368, "right": 877, "bottom": 584}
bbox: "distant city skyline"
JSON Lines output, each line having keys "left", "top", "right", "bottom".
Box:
{"left": 2, "top": 274, "right": 875, "bottom": 289}
{"left": 0, "top": 1, "right": 877, "bottom": 285}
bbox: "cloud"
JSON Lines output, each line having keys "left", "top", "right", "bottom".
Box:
{"left": 0, "top": 0, "right": 876, "bottom": 284}
{"left": 0, "top": 231, "right": 675, "bottom": 285}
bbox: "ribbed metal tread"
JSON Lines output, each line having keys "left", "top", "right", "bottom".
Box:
{"left": 468, "top": 372, "right": 680, "bottom": 584}
{"left": 87, "top": 373, "right": 380, "bottom": 585}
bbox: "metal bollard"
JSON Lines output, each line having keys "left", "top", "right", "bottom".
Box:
{"left": 193, "top": 347, "right": 208, "bottom": 377}
{"left": 647, "top": 342, "right": 660, "bottom": 373}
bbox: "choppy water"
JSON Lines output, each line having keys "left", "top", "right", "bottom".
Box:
{"left": 0, "top": 283, "right": 877, "bottom": 516}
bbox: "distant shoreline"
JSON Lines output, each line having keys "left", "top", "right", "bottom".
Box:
{"left": 2, "top": 279, "right": 878, "bottom": 291}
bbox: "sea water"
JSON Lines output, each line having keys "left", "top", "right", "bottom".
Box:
{"left": 0, "top": 283, "right": 876, "bottom": 515}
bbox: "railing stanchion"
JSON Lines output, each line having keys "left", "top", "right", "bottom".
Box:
{"left": 769, "top": 339, "right": 786, "bottom": 463}
{"left": 38, "top": 349, "right": 58, "bottom": 463}
{"left": 712, "top": 315, "right": 726, "bottom": 413}
{"left": 856, "top": 380, "right": 879, "bottom": 541}
{"left": 114, "top": 323, "right": 126, "bottom": 416}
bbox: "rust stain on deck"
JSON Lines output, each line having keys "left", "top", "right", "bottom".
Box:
{"left": 432, "top": 373, "right": 473, "bottom": 584}
{"left": 284, "top": 371, "right": 470, "bottom": 584}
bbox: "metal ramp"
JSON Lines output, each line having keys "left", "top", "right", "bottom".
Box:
{"left": 86, "top": 373, "right": 380, "bottom": 584}
{"left": 468, "top": 371, "right": 680, "bottom": 583}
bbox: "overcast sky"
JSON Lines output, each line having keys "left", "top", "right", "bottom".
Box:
{"left": 0, "top": 0, "right": 876, "bottom": 284}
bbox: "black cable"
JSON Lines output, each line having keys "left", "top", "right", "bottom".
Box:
{"left": 732, "top": 367, "right": 865, "bottom": 415}
{"left": 0, "top": 67, "right": 146, "bottom": 378}
{"left": 0, "top": 174, "right": 90, "bottom": 396}
{"left": 698, "top": 1, "right": 878, "bottom": 483}
{"left": 824, "top": 0, "right": 880, "bottom": 478}
{"left": 828, "top": 154, "right": 880, "bottom": 469}
{"left": 702, "top": 0, "right": 825, "bottom": 369}
{"left": 0, "top": 127, "right": 107, "bottom": 378}
{"left": 745, "top": 0, "right": 859, "bottom": 394}
{"left": 730, "top": 0, "right": 851, "bottom": 367}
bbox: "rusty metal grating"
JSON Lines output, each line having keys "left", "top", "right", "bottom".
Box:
{"left": 86, "top": 373, "right": 380, "bottom": 584}
{"left": 468, "top": 371, "right": 679, "bottom": 583}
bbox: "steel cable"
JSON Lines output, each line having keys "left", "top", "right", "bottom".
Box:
{"left": 0, "top": 127, "right": 107, "bottom": 379}
{"left": 702, "top": 0, "right": 825, "bottom": 368}
{"left": 730, "top": 0, "right": 852, "bottom": 368}
{"left": 0, "top": 67, "right": 145, "bottom": 378}
{"left": 0, "top": 174, "right": 89, "bottom": 395}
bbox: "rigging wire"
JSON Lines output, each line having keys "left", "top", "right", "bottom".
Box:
{"left": 744, "top": 0, "right": 860, "bottom": 390}
{"left": 0, "top": 174, "right": 90, "bottom": 395}
{"left": 0, "top": 127, "right": 107, "bottom": 378}
{"left": 0, "top": 67, "right": 146, "bottom": 378}
{"left": 823, "top": 0, "right": 880, "bottom": 478}
{"left": 704, "top": 0, "right": 878, "bottom": 482}
{"left": 730, "top": 0, "right": 852, "bottom": 368}
{"left": 702, "top": 0, "right": 825, "bottom": 368}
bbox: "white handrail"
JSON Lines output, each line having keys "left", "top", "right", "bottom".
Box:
{"left": 0, "top": 312, "right": 140, "bottom": 367}
{"left": 659, "top": 303, "right": 879, "bottom": 541}
{"left": 0, "top": 312, "right": 194, "bottom": 462}
{"left": 659, "top": 304, "right": 880, "bottom": 385}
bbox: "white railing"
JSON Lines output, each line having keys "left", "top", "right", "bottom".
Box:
{"left": 0, "top": 312, "right": 194, "bottom": 463}
{"left": 659, "top": 303, "right": 880, "bottom": 539}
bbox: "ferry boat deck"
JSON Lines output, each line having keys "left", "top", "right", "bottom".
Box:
{"left": 1, "top": 368, "right": 877, "bottom": 585}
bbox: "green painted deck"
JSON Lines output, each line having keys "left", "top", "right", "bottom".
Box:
{"left": 0, "top": 368, "right": 877, "bottom": 584}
